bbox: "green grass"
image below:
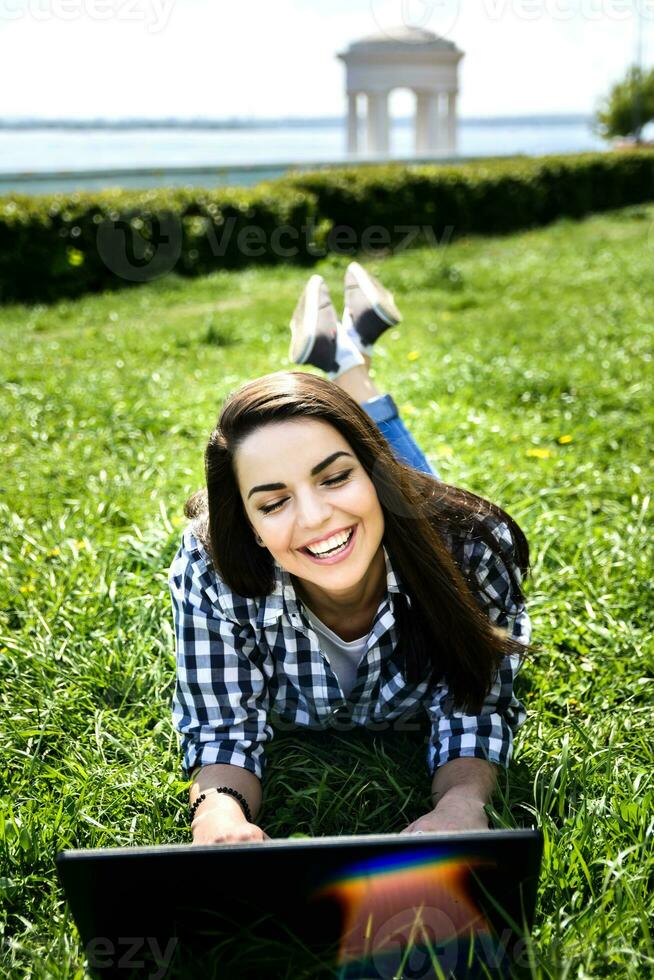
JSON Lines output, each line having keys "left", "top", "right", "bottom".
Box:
{"left": 1, "top": 202, "right": 653, "bottom": 978}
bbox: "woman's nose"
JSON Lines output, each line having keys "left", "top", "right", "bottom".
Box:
{"left": 295, "top": 489, "right": 332, "bottom": 529}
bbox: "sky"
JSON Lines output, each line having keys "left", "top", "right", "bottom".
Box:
{"left": 0, "top": 0, "right": 651, "bottom": 120}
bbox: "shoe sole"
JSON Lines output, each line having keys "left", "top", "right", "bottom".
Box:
{"left": 289, "top": 276, "right": 338, "bottom": 372}
{"left": 346, "top": 261, "right": 402, "bottom": 326}
{"left": 289, "top": 274, "right": 323, "bottom": 364}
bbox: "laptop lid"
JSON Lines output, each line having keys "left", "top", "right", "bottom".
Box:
{"left": 56, "top": 828, "right": 543, "bottom": 979}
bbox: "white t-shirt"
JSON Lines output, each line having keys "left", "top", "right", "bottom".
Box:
{"left": 302, "top": 605, "right": 368, "bottom": 699}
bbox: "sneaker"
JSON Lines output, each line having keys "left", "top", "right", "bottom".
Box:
{"left": 344, "top": 261, "right": 402, "bottom": 350}
{"left": 289, "top": 275, "right": 339, "bottom": 374}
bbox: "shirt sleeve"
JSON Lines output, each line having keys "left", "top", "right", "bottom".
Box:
{"left": 426, "top": 520, "right": 531, "bottom": 774}
{"left": 169, "top": 537, "right": 272, "bottom": 781}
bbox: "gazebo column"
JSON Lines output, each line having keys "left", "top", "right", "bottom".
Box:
{"left": 366, "top": 91, "right": 390, "bottom": 155}
{"left": 446, "top": 91, "right": 458, "bottom": 153}
{"left": 346, "top": 92, "right": 359, "bottom": 154}
{"left": 415, "top": 90, "right": 441, "bottom": 154}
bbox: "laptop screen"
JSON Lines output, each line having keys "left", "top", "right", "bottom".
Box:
{"left": 56, "top": 829, "right": 542, "bottom": 979}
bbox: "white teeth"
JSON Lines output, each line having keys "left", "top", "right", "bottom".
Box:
{"left": 306, "top": 528, "right": 353, "bottom": 557}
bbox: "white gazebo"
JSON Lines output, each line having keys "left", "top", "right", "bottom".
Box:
{"left": 338, "top": 27, "right": 464, "bottom": 157}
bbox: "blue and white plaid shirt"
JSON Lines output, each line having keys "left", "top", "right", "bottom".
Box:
{"left": 170, "top": 517, "right": 531, "bottom": 781}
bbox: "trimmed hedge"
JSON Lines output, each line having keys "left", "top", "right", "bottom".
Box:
{"left": 1, "top": 151, "right": 654, "bottom": 304}
{"left": 281, "top": 150, "right": 654, "bottom": 247}
{"left": 0, "top": 184, "right": 319, "bottom": 304}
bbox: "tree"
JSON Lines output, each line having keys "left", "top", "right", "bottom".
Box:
{"left": 595, "top": 64, "right": 654, "bottom": 141}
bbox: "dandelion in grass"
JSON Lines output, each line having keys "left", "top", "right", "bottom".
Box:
{"left": 66, "top": 248, "right": 85, "bottom": 267}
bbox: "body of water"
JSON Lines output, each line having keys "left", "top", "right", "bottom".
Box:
{"left": 0, "top": 117, "right": 607, "bottom": 195}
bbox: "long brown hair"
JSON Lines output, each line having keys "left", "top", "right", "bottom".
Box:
{"left": 185, "top": 371, "right": 536, "bottom": 713}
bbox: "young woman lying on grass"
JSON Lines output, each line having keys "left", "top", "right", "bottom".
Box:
{"left": 170, "top": 263, "right": 536, "bottom": 845}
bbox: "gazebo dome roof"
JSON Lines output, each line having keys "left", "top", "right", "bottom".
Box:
{"left": 347, "top": 26, "right": 458, "bottom": 51}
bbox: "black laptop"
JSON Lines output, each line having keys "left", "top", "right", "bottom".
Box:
{"left": 56, "top": 829, "right": 543, "bottom": 980}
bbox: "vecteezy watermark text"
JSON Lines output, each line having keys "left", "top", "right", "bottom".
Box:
{"left": 211, "top": 219, "right": 454, "bottom": 259}
{"left": 85, "top": 936, "right": 177, "bottom": 979}
{"left": 95, "top": 214, "right": 454, "bottom": 282}
{"left": 477, "top": 0, "right": 652, "bottom": 21}
{"left": 1, "top": 0, "right": 175, "bottom": 33}
{"left": 371, "top": 0, "right": 654, "bottom": 39}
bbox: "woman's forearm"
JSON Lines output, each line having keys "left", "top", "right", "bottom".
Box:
{"left": 190, "top": 763, "right": 263, "bottom": 821}
{"left": 430, "top": 757, "right": 497, "bottom": 808}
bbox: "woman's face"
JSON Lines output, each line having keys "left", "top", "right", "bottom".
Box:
{"left": 235, "top": 419, "right": 385, "bottom": 600}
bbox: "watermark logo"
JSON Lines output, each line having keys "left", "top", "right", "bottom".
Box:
{"left": 271, "top": 708, "right": 428, "bottom": 735}
{"left": 370, "top": 0, "right": 654, "bottom": 32}
{"left": 369, "top": 914, "right": 529, "bottom": 979}
{"left": 97, "top": 212, "right": 182, "bottom": 282}
{"left": 1, "top": 0, "right": 175, "bottom": 33}
{"left": 85, "top": 936, "right": 178, "bottom": 979}
{"left": 96, "top": 212, "right": 455, "bottom": 282}
{"left": 95, "top": 216, "right": 453, "bottom": 282}
{"left": 370, "top": 907, "right": 460, "bottom": 977}
{"left": 370, "top": 0, "right": 462, "bottom": 41}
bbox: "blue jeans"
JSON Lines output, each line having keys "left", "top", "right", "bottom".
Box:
{"left": 361, "top": 394, "right": 440, "bottom": 480}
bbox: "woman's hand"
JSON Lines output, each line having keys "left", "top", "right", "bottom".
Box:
{"left": 190, "top": 793, "right": 270, "bottom": 845}
{"left": 400, "top": 792, "right": 491, "bottom": 835}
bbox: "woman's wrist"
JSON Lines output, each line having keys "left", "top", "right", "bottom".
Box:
{"left": 430, "top": 758, "right": 497, "bottom": 810}
{"left": 191, "top": 789, "right": 251, "bottom": 825}
{"left": 431, "top": 784, "right": 488, "bottom": 810}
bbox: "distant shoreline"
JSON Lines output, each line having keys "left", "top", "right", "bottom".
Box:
{"left": 0, "top": 113, "right": 593, "bottom": 131}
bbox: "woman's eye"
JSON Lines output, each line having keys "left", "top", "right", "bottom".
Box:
{"left": 260, "top": 498, "right": 288, "bottom": 515}
{"left": 259, "top": 470, "right": 352, "bottom": 514}
{"left": 323, "top": 469, "right": 352, "bottom": 487}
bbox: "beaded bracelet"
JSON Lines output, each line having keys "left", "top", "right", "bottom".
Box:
{"left": 189, "top": 786, "right": 252, "bottom": 824}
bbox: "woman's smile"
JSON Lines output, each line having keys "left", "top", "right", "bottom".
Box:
{"left": 298, "top": 523, "right": 358, "bottom": 564}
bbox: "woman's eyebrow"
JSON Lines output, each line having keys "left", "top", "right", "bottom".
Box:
{"left": 247, "top": 451, "right": 354, "bottom": 499}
